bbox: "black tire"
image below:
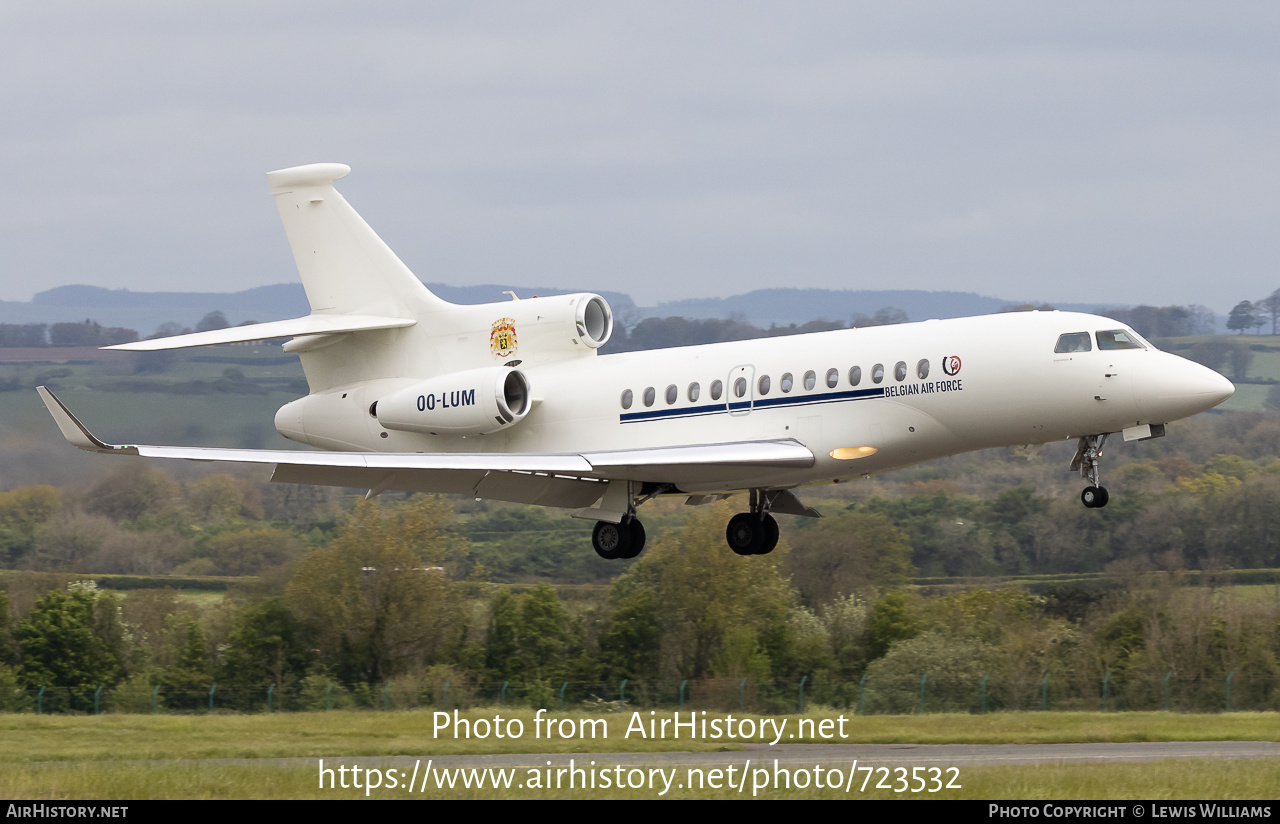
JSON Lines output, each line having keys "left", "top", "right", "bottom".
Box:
{"left": 726, "top": 512, "right": 764, "bottom": 556}
{"left": 758, "top": 514, "right": 780, "bottom": 554}
{"left": 592, "top": 520, "right": 631, "bottom": 559}
{"left": 619, "top": 519, "right": 646, "bottom": 559}
{"left": 1081, "top": 486, "right": 1110, "bottom": 508}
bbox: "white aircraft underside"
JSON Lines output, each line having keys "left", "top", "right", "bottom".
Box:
{"left": 39, "top": 163, "right": 1235, "bottom": 560}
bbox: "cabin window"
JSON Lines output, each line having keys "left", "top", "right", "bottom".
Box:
{"left": 780, "top": 373, "right": 794, "bottom": 393}
{"left": 643, "top": 386, "right": 656, "bottom": 407}
{"left": 1055, "top": 332, "right": 1091, "bottom": 353}
{"left": 916, "top": 359, "right": 930, "bottom": 379}
{"left": 621, "top": 389, "right": 633, "bottom": 410}
{"left": 893, "top": 361, "right": 906, "bottom": 381}
{"left": 665, "top": 384, "right": 678, "bottom": 404}
{"left": 803, "top": 370, "right": 816, "bottom": 390}
{"left": 1096, "top": 329, "right": 1144, "bottom": 350}
{"left": 734, "top": 377, "right": 748, "bottom": 398}
{"left": 711, "top": 380, "right": 724, "bottom": 401}
{"left": 688, "top": 382, "right": 701, "bottom": 402}
{"left": 849, "top": 366, "right": 862, "bottom": 386}
{"left": 826, "top": 368, "right": 839, "bottom": 388}
{"left": 758, "top": 375, "right": 771, "bottom": 395}
{"left": 872, "top": 363, "right": 885, "bottom": 384}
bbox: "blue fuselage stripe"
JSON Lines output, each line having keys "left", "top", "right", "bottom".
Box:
{"left": 619, "top": 386, "right": 887, "bottom": 424}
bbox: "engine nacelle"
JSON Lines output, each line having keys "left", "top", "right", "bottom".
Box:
{"left": 481, "top": 292, "right": 614, "bottom": 354}
{"left": 374, "top": 367, "right": 531, "bottom": 436}
{"left": 571, "top": 293, "right": 614, "bottom": 349}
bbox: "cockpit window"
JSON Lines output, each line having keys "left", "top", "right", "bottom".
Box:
{"left": 1054, "top": 332, "right": 1091, "bottom": 353}
{"left": 1096, "top": 329, "right": 1144, "bottom": 350}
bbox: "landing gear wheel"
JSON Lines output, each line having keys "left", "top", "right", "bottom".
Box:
{"left": 726, "top": 512, "right": 765, "bottom": 556}
{"left": 592, "top": 520, "right": 632, "bottom": 559}
{"left": 618, "top": 518, "right": 646, "bottom": 559}
{"left": 758, "top": 514, "right": 780, "bottom": 555}
{"left": 1072, "top": 434, "right": 1112, "bottom": 509}
{"left": 1081, "top": 486, "right": 1110, "bottom": 508}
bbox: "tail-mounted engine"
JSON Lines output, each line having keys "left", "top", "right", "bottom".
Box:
{"left": 375, "top": 367, "right": 531, "bottom": 436}
{"left": 488, "top": 292, "right": 613, "bottom": 355}
{"left": 571, "top": 294, "right": 613, "bottom": 349}
{"left": 425, "top": 292, "right": 614, "bottom": 372}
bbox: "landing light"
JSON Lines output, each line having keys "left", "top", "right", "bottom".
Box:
{"left": 830, "top": 446, "right": 878, "bottom": 460}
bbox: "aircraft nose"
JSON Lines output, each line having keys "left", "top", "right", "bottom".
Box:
{"left": 1194, "top": 365, "right": 1236, "bottom": 408}
{"left": 1135, "top": 354, "right": 1234, "bottom": 422}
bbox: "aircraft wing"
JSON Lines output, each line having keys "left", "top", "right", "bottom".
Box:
{"left": 37, "top": 387, "right": 814, "bottom": 508}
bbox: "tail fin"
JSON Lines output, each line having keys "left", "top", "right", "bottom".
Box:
{"left": 266, "top": 163, "right": 451, "bottom": 317}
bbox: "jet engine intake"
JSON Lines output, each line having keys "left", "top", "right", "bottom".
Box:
{"left": 376, "top": 367, "right": 531, "bottom": 436}
{"left": 575, "top": 295, "right": 613, "bottom": 349}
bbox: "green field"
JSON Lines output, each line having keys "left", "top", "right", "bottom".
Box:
{"left": 3, "top": 759, "right": 1277, "bottom": 800}
{"left": 1, "top": 710, "right": 1276, "bottom": 799}
{"left": 5, "top": 710, "right": 1277, "bottom": 763}
{"left": 1217, "top": 383, "right": 1270, "bottom": 413}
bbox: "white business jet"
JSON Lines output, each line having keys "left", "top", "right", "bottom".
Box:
{"left": 38, "top": 163, "right": 1235, "bottom": 560}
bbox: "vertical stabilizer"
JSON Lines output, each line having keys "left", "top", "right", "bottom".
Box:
{"left": 266, "top": 163, "right": 451, "bottom": 317}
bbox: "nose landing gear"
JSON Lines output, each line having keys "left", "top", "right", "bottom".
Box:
{"left": 1080, "top": 485, "right": 1109, "bottom": 508}
{"left": 1072, "top": 434, "right": 1110, "bottom": 508}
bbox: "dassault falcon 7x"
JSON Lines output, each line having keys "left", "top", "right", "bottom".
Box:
{"left": 38, "top": 163, "right": 1235, "bottom": 560}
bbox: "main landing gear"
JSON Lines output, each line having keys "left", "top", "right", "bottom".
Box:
{"left": 591, "top": 483, "right": 669, "bottom": 560}
{"left": 591, "top": 518, "right": 646, "bottom": 560}
{"left": 591, "top": 485, "right": 803, "bottom": 559}
{"left": 1072, "top": 434, "right": 1110, "bottom": 509}
{"left": 725, "top": 489, "right": 781, "bottom": 555}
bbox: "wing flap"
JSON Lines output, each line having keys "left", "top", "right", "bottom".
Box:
{"left": 582, "top": 440, "right": 813, "bottom": 484}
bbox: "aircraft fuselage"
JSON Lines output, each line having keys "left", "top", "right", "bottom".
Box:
{"left": 274, "top": 309, "right": 1232, "bottom": 495}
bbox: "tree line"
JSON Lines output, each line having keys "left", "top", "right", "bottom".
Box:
{"left": 2, "top": 407, "right": 1280, "bottom": 713}
{"left": 0, "top": 311, "right": 247, "bottom": 349}
{"left": 0, "top": 497, "right": 1274, "bottom": 715}
{"left": 1227, "top": 289, "right": 1280, "bottom": 335}
{"left": 5, "top": 408, "right": 1280, "bottom": 583}
{"left": 0, "top": 321, "right": 138, "bottom": 348}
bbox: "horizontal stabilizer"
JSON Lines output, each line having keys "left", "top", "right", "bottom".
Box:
{"left": 103, "top": 314, "right": 416, "bottom": 352}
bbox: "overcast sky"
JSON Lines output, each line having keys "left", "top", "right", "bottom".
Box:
{"left": 1, "top": 2, "right": 1277, "bottom": 312}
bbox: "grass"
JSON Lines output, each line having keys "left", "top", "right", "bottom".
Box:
{"left": 1243, "top": 350, "right": 1280, "bottom": 382}
{"left": 3, "top": 758, "right": 1277, "bottom": 800}
{"left": 2, "top": 710, "right": 1277, "bottom": 765}
{"left": 0, "top": 387, "right": 299, "bottom": 450}
{"left": 0, "top": 710, "right": 735, "bottom": 763}
{"left": 2, "top": 709, "right": 1277, "bottom": 799}
{"left": 1216, "top": 584, "right": 1280, "bottom": 604}
{"left": 1217, "top": 383, "right": 1269, "bottom": 413}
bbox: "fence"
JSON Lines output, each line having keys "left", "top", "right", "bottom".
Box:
{"left": 4, "top": 670, "right": 1276, "bottom": 715}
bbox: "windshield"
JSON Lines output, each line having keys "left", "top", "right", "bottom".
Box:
{"left": 1054, "top": 332, "right": 1092, "bottom": 353}
{"left": 1096, "top": 329, "right": 1145, "bottom": 350}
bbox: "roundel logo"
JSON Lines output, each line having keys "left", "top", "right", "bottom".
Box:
{"left": 943, "top": 355, "right": 962, "bottom": 376}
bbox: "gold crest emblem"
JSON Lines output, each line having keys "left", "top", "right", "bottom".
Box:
{"left": 490, "top": 317, "right": 518, "bottom": 359}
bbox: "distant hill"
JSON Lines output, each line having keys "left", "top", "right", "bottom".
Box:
{"left": 0, "top": 282, "right": 636, "bottom": 338}
{"left": 0, "top": 284, "right": 310, "bottom": 337}
{"left": 0, "top": 281, "right": 1170, "bottom": 337}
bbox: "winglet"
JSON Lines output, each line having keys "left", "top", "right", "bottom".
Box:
{"left": 36, "top": 386, "right": 135, "bottom": 454}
